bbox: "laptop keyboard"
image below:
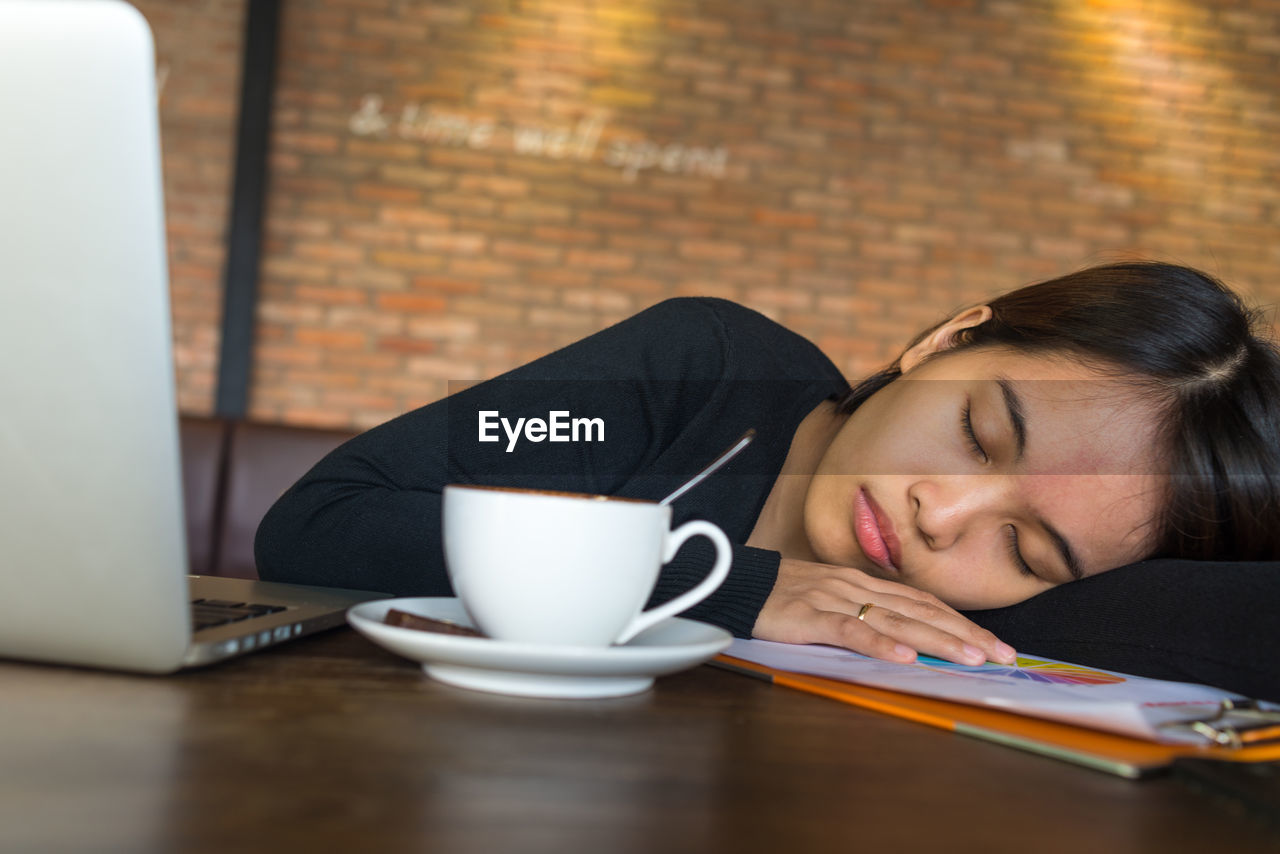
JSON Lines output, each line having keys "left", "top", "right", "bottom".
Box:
{"left": 190, "top": 598, "right": 288, "bottom": 631}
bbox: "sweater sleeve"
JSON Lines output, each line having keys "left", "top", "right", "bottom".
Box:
{"left": 653, "top": 542, "right": 782, "bottom": 638}
{"left": 254, "top": 298, "right": 765, "bottom": 599}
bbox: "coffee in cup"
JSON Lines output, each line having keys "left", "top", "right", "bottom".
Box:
{"left": 442, "top": 485, "right": 732, "bottom": 647}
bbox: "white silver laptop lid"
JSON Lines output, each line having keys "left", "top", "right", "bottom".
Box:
{"left": 0, "top": 0, "right": 193, "bottom": 671}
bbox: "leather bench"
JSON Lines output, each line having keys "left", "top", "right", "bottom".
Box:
{"left": 178, "top": 417, "right": 355, "bottom": 579}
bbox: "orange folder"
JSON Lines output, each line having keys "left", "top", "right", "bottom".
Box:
{"left": 715, "top": 654, "right": 1280, "bottom": 779}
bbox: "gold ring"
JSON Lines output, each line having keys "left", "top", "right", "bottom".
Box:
{"left": 857, "top": 602, "right": 874, "bottom": 621}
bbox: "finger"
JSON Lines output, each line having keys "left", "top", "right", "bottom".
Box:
{"left": 753, "top": 601, "right": 917, "bottom": 663}
{"left": 824, "top": 571, "right": 965, "bottom": 616}
{"left": 804, "top": 608, "right": 919, "bottom": 663}
{"left": 768, "top": 561, "right": 1017, "bottom": 663}
{"left": 858, "top": 604, "right": 1004, "bottom": 666}
{"left": 866, "top": 597, "right": 1017, "bottom": 664}
{"left": 812, "top": 584, "right": 1017, "bottom": 665}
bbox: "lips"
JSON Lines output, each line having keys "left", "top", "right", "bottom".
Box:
{"left": 853, "top": 488, "right": 901, "bottom": 574}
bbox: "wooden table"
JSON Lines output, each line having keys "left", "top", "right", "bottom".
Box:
{"left": 2, "top": 628, "right": 1274, "bottom": 853}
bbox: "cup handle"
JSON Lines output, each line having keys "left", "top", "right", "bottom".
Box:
{"left": 614, "top": 520, "right": 733, "bottom": 645}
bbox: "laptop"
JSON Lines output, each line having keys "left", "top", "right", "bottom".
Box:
{"left": 0, "top": 0, "right": 388, "bottom": 673}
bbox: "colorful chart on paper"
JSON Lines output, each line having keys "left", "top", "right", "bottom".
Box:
{"left": 915, "top": 654, "right": 1127, "bottom": 686}
{"left": 722, "top": 639, "right": 1266, "bottom": 743}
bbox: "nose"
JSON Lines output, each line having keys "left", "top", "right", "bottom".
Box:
{"left": 909, "top": 475, "right": 1014, "bottom": 550}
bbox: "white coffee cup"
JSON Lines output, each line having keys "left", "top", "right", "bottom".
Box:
{"left": 442, "top": 484, "right": 733, "bottom": 647}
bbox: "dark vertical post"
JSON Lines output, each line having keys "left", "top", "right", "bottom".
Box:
{"left": 214, "top": 0, "right": 282, "bottom": 418}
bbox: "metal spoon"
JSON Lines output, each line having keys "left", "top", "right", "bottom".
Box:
{"left": 659, "top": 428, "right": 756, "bottom": 506}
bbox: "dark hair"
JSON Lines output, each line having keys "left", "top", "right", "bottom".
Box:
{"left": 833, "top": 261, "right": 1280, "bottom": 563}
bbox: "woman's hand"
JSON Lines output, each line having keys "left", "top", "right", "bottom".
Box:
{"left": 752, "top": 558, "right": 1018, "bottom": 665}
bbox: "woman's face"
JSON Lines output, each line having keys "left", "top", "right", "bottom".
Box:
{"left": 803, "top": 344, "right": 1166, "bottom": 609}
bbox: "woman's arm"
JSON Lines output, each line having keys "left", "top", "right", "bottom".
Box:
{"left": 255, "top": 298, "right": 771, "bottom": 596}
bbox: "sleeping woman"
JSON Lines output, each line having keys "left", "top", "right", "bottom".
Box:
{"left": 255, "top": 261, "right": 1280, "bottom": 698}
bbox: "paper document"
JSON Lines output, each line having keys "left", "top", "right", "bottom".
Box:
{"left": 725, "top": 639, "right": 1278, "bottom": 744}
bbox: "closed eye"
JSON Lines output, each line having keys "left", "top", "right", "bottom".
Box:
{"left": 1006, "top": 525, "right": 1037, "bottom": 578}
{"left": 961, "top": 399, "right": 987, "bottom": 462}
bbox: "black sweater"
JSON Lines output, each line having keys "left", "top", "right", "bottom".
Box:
{"left": 256, "top": 298, "right": 1280, "bottom": 700}
{"left": 256, "top": 298, "right": 849, "bottom": 638}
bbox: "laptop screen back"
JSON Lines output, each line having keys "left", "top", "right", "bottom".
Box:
{"left": 0, "top": 0, "right": 192, "bottom": 671}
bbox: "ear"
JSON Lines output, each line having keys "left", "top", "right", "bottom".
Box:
{"left": 898, "top": 305, "right": 993, "bottom": 373}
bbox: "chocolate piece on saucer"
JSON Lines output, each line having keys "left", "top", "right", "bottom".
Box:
{"left": 385, "top": 608, "right": 486, "bottom": 638}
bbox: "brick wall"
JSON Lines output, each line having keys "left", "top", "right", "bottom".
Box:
{"left": 144, "top": 0, "right": 1280, "bottom": 430}
{"left": 134, "top": 0, "right": 245, "bottom": 416}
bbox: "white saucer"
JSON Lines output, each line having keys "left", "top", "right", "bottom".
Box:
{"left": 346, "top": 597, "right": 733, "bottom": 699}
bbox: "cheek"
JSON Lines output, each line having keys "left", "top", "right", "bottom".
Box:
{"left": 835, "top": 401, "right": 963, "bottom": 477}
{"left": 802, "top": 479, "right": 854, "bottom": 562}
{"left": 917, "top": 548, "right": 1028, "bottom": 610}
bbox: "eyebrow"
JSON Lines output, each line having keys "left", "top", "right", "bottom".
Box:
{"left": 996, "top": 376, "right": 1084, "bottom": 582}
